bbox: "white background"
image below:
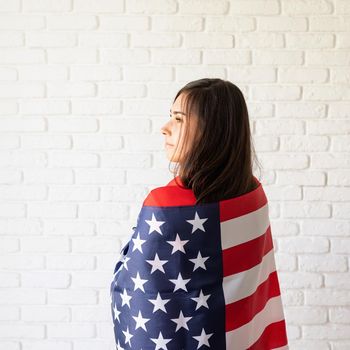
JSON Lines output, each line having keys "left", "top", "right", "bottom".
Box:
{"left": 0, "top": 0, "right": 349, "bottom": 349}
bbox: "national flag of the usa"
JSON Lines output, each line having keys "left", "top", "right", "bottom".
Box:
{"left": 110, "top": 176, "right": 289, "bottom": 349}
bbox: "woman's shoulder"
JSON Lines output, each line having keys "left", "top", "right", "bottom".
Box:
{"left": 142, "top": 178, "right": 196, "bottom": 208}
{"left": 142, "top": 175, "right": 265, "bottom": 208}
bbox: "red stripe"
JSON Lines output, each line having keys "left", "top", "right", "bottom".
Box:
{"left": 143, "top": 187, "right": 197, "bottom": 207}
{"left": 222, "top": 226, "right": 273, "bottom": 276}
{"left": 220, "top": 177, "right": 266, "bottom": 222}
{"left": 225, "top": 271, "right": 281, "bottom": 331}
{"left": 247, "top": 319, "right": 288, "bottom": 350}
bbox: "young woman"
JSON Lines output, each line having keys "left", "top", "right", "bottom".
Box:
{"left": 162, "top": 78, "right": 260, "bottom": 204}
{"left": 110, "top": 78, "right": 289, "bottom": 349}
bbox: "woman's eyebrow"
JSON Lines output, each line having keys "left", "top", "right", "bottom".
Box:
{"left": 170, "top": 109, "right": 187, "bottom": 116}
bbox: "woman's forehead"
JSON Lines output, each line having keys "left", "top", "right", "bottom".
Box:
{"left": 172, "top": 94, "right": 187, "bottom": 112}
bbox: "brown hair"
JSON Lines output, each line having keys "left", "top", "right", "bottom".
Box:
{"left": 168, "top": 78, "right": 262, "bottom": 205}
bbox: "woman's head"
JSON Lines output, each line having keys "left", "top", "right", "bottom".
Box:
{"left": 160, "top": 78, "right": 261, "bottom": 204}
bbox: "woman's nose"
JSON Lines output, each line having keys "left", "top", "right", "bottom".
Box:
{"left": 160, "top": 124, "right": 169, "bottom": 135}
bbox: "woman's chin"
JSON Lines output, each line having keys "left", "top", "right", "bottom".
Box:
{"left": 167, "top": 155, "right": 177, "bottom": 162}
{"left": 165, "top": 151, "right": 178, "bottom": 162}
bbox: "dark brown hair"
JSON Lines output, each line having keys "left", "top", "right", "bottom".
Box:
{"left": 168, "top": 78, "right": 262, "bottom": 205}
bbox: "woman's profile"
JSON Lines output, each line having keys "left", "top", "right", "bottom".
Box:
{"left": 110, "top": 78, "right": 289, "bottom": 349}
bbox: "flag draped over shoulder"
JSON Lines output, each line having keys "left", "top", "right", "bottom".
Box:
{"left": 110, "top": 176, "right": 289, "bottom": 350}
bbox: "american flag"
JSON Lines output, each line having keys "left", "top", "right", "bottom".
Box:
{"left": 110, "top": 176, "right": 288, "bottom": 349}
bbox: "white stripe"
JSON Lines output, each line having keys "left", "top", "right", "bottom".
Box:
{"left": 222, "top": 248, "right": 277, "bottom": 304}
{"left": 226, "top": 295, "right": 286, "bottom": 349}
{"left": 221, "top": 203, "right": 270, "bottom": 249}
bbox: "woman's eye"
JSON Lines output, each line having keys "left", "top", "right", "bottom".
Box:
{"left": 169, "top": 115, "right": 182, "bottom": 122}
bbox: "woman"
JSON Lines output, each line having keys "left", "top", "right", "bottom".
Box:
{"left": 110, "top": 78, "right": 289, "bottom": 349}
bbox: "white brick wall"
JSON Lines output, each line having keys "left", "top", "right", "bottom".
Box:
{"left": 0, "top": 0, "right": 349, "bottom": 349}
